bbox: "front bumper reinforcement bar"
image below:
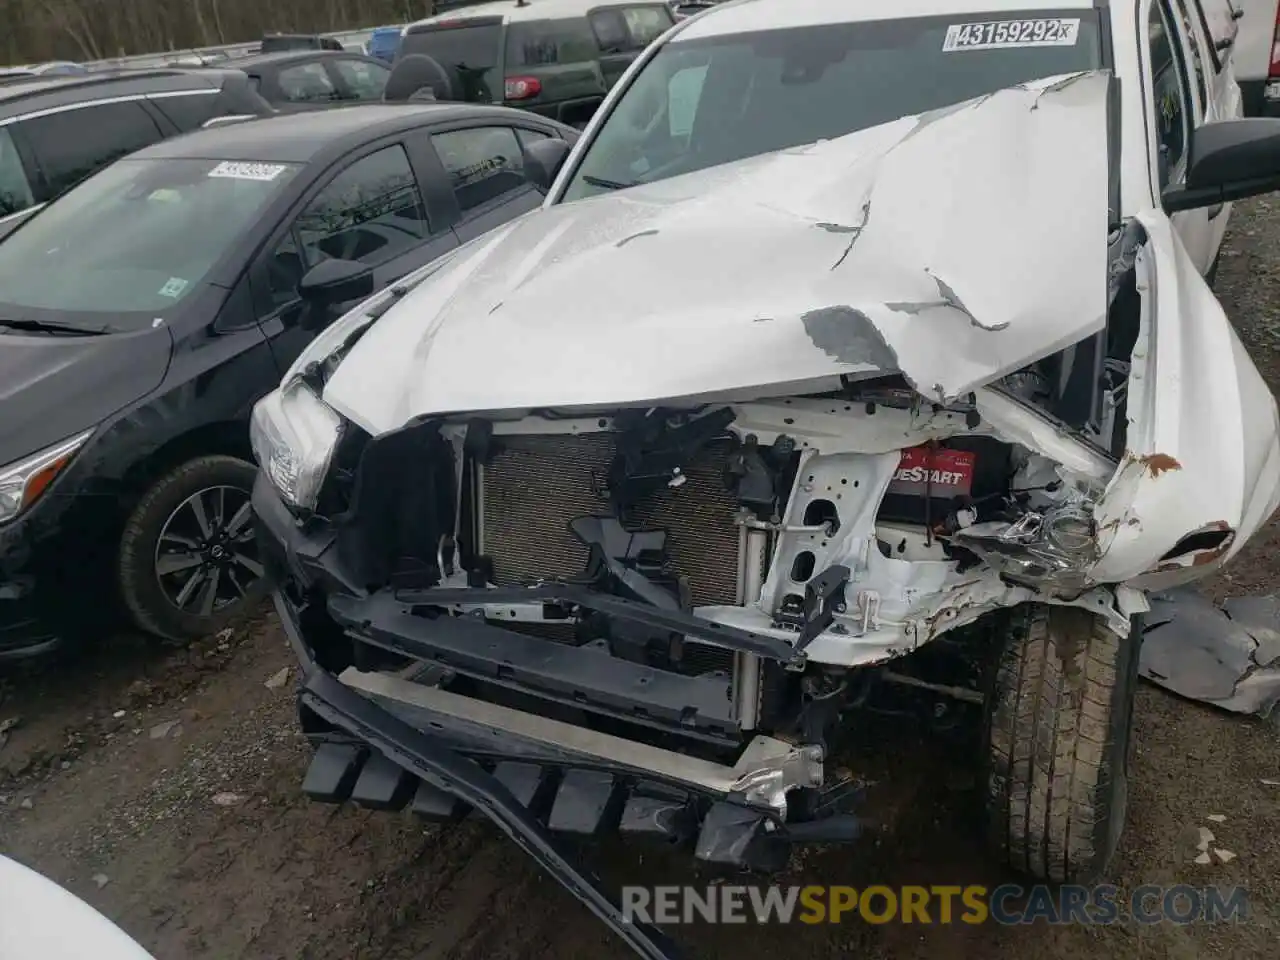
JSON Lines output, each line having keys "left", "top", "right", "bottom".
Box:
{"left": 396, "top": 583, "right": 804, "bottom": 666}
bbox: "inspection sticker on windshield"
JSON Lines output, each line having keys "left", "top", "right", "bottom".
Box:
{"left": 207, "top": 161, "right": 288, "bottom": 182}
{"left": 942, "top": 18, "right": 1080, "bottom": 51}
{"left": 158, "top": 277, "right": 188, "bottom": 298}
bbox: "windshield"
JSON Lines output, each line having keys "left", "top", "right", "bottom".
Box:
{"left": 0, "top": 157, "right": 300, "bottom": 330}
{"left": 400, "top": 22, "right": 503, "bottom": 101}
{"left": 562, "top": 9, "right": 1104, "bottom": 201}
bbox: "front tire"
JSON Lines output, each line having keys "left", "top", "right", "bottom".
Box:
{"left": 118, "top": 455, "right": 267, "bottom": 643}
{"left": 982, "top": 603, "right": 1141, "bottom": 883}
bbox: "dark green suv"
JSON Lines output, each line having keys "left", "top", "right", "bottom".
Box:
{"left": 397, "top": 0, "right": 675, "bottom": 127}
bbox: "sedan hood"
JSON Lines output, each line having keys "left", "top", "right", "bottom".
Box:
{"left": 0, "top": 327, "right": 172, "bottom": 466}
{"left": 324, "top": 72, "right": 1110, "bottom": 433}
{"left": 0, "top": 855, "right": 155, "bottom": 959}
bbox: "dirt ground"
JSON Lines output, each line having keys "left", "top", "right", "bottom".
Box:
{"left": 4, "top": 202, "right": 1280, "bottom": 960}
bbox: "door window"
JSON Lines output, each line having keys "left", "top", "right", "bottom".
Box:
{"left": 433, "top": 127, "right": 531, "bottom": 213}
{"left": 293, "top": 144, "right": 429, "bottom": 270}
{"left": 151, "top": 92, "right": 221, "bottom": 131}
{"left": 18, "top": 101, "right": 164, "bottom": 199}
{"left": 332, "top": 58, "right": 391, "bottom": 100}
{"left": 590, "top": 5, "right": 674, "bottom": 53}
{"left": 625, "top": 6, "right": 673, "bottom": 46}
{"left": 0, "top": 128, "right": 34, "bottom": 217}
{"left": 1149, "top": 0, "right": 1191, "bottom": 188}
{"left": 265, "top": 229, "right": 306, "bottom": 308}
{"left": 277, "top": 61, "right": 339, "bottom": 102}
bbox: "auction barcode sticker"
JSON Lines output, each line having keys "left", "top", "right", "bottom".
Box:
{"left": 942, "top": 18, "right": 1081, "bottom": 51}
{"left": 207, "top": 161, "right": 289, "bottom": 181}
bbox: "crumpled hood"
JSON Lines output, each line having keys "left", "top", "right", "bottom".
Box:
{"left": 324, "top": 72, "right": 1110, "bottom": 433}
{"left": 0, "top": 326, "right": 172, "bottom": 466}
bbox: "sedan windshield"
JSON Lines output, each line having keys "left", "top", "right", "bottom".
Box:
{"left": 562, "top": 9, "right": 1104, "bottom": 201}
{"left": 0, "top": 156, "right": 301, "bottom": 329}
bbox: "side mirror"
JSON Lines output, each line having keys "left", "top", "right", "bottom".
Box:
{"left": 299, "top": 258, "right": 374, "bottom": 303}
{"left": 1163, "top": 118, "right": 1280, "bottom": 212}
{"left": 296, "top": 258, "right": 374, "bottom": 330}
{"left": 524, "top": 137, "right": 572, "bottom": 191}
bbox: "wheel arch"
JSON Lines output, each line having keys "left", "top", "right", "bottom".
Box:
{"left": 118, "top": 419, "right": 254, "bottom": 509}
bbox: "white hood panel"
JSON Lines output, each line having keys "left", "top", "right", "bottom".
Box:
{"left": 324, "top": 72, "right": 1110, "bottom": 433}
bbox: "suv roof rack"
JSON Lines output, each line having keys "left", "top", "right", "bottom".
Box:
{"left": 433, "top": 0, "right": 521, "bottom": 12}
{"left": 0, "top": 68, "right": 207, "bottom": 100}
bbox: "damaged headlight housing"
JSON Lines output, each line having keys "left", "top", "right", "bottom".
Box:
{"left": 250, "top": 378, "right": 343, "bottom": 512}
{"left": 282, "top": 300, "right": 377, "bottom": 384}
{"left": 953, "top": 501, "right": 1099, "bottom": 592}
{"left": 0, "top": 430, "right": 94, "bottom": 524}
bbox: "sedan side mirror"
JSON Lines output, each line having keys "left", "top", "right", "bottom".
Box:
{"left": 1163, "top": 118, "right": 1280, "bottom": 213}
{"left": 524, "top": 137, "right": 572, "bottom": 191}
{"left": 297, "top": 258, "right": 374, "bottom": 330}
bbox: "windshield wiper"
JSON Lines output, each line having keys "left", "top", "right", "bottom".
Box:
{"left": 0, "top": 317, "right": 108, "bottom": 337}
{"left": 581, "top": 174, "right": 637, "bottom": 191}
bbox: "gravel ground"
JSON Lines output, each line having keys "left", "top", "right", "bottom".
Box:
{"left": 3, "top": 199, "right": 1280, "bottom": 959}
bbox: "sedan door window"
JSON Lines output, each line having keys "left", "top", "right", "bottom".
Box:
{"left": 0, "top": 127, "right": 35, "bottom": 217}
{"left": 432, "top": 126, "right": 532, "bottom": 214}
{"left": 331, "top": 57, "right": 391, "bottom": 100}
{"left": 293, "top": 145, "right": 430, "bottom": 269}
{"left": 17, "top": 101, "right": 165, "bottom": 199}
{"left": 149, "top": 91, "right": 222, "bottom": 132}
{"left": 277, "top": 61, "right": 340, "bottom": 102}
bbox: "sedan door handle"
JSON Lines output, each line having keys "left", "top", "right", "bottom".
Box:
{"left": 1207, "top": 202, "right": 1225, "bottom": 219}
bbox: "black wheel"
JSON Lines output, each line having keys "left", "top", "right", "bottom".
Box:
{"left": 982, "top": 603, "right": 1142, "bottom": 883}
{"left": 118, "top": 455, "right": 267, "bottom": 643}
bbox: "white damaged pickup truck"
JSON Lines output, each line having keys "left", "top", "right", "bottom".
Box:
{"left": 250, "top": 1, "right": 1280, "bottom": 956}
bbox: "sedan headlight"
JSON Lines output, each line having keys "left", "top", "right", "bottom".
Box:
{"left": 250, "top": 379, "right": 343, "bottom": 512}
{"left": 0, "top": 430, "right": 94, "bottom": 524}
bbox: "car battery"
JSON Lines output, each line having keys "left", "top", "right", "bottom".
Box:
{"left": 877, "top": 438, "right": 1013, "bottom": 527}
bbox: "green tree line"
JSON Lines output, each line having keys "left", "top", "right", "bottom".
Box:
{"left": 1, "top": 0, "right": 433, "bottom": 65}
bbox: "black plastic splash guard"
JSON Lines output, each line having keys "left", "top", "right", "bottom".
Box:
{"left": 299, "top": 668, "right": 683, "bottom": 960}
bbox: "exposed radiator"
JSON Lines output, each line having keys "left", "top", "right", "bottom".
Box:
{"left": 479, "top": 434, "right": 743, "bottom": 607}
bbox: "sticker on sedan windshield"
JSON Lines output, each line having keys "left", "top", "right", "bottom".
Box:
{"left": 207, "top": 161, "right": 288, "bottom": 182}
{"left": 158, "top": 277, "right": 188, "bottom": 298}
{"left": 942, "top": 18, "right": 1080, "bottom": 51}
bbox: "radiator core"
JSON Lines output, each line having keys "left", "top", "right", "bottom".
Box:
{"left": 479, "top": 434, "right": 743, "bottom": 607}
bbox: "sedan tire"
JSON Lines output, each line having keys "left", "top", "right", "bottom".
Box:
{"left": 118, "top": 455, "right": 268, "bottom": 643}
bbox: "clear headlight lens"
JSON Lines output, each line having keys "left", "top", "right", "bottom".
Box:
{"left": 0, "top": 429, "right": 94, "bottom": 524}
{"left": 250, "top": 379, "right": 343, "bottom": 512}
